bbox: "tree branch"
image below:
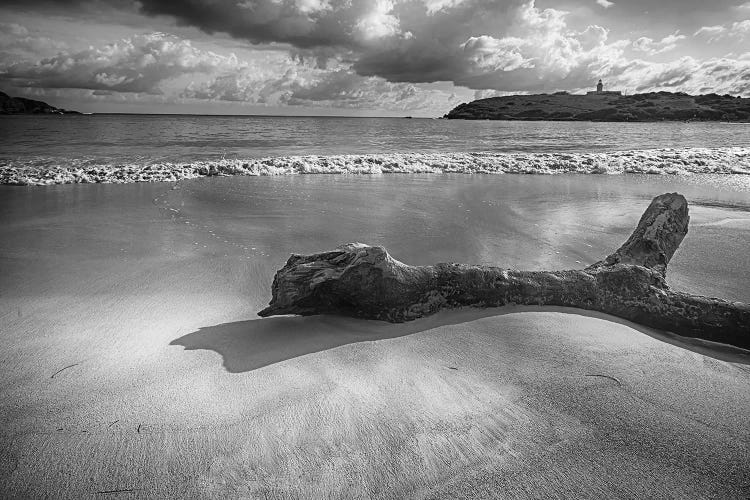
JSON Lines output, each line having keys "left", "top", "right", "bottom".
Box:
{"left": 259, "top": 193, "right": 749, "bottom": 349}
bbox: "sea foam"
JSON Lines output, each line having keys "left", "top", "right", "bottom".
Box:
{"left": 1, "top": 147, "right": 748, "bottom": 185}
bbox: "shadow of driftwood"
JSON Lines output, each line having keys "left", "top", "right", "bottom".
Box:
{"left": 170, "top": 308, "right": 505, "bottom": 373}
{"left": 171, "top": 306, "right": 750, "bottom": 373}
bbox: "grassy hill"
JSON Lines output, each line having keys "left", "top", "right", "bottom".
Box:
{"left": 445, "top": 91, "right": 750, "bottom": 122}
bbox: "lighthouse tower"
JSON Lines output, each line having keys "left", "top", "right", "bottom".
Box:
{"left": 587, "top": 79, "right": 620, "bottom": 95}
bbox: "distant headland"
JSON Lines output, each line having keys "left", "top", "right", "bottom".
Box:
{"left": 0, "top": 91, "right": 81, "bottom": 115}
{"left": 445, "top": 82, "right": 749, "bottom": 122}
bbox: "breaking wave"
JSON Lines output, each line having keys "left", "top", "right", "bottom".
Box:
{"left": 2, "top": 147, "right": 749, "bottom": 185}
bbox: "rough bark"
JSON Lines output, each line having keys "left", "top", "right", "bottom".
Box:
{"left": 259, "top": 193, "right": 750, "bottom": 349}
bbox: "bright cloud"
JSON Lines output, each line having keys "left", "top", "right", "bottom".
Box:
{"left": 183, "top": 66, "right": 464, "bottom": 111}
{"left": 608, "top": 54, "right": 750, "bottom": 95}
{"left": 695, "top": 20, "right": 750, "bottom": 42}
{"left": 423, "top": 0, "right": 468, "bottom": 15}
{"left": 1, "top": 33, "right": 239, "bottom": 93}
{"left": 354, "top": 0, "right": 402, "bottom": 42}
{"left": 632, "top": 32, "right": 686, "bottom": 55}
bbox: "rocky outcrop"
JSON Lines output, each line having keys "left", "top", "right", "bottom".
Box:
{"left": 0, "top": 91, "right": 81, "bottom": 115}
{"left": 445, "top": 92, "right": 750, "bottom": 122}
{"left": 259, "top": 193, "right": 750, "bottom": 349}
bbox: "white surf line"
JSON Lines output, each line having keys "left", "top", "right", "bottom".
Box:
{"left": 4, "top": 147, "right": 750, "bottom": 185}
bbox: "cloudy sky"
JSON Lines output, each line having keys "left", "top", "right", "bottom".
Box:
{"left": 1, "top": 0, "right": 748, "bottom": 116}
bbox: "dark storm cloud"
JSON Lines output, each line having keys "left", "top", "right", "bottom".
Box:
{"left": 136, "top": 0, "right": 334, "bottom": 48}
{"left": 137, "top": 0, "right": 356, "bottom": 49}
{"left": 128, "top": 0, "right": 749, "bottom": 93}
{"left": 128, "top": 0, "right": 555, "bottom": 90}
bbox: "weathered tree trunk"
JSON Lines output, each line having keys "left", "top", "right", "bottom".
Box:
{"left": 259, "top": 193, "right": 750, "bottom": 349}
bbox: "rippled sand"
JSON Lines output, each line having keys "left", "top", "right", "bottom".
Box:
{"left": 1, "top": 175, "right": 748, "bottom": 498}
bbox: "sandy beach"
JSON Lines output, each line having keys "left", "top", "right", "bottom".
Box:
{"left": 1, "top": 174, "right": 749, "bottom": 499}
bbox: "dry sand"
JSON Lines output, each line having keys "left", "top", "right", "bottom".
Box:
{"left": 1, "top": 175, "right": 749, "bottom": 499}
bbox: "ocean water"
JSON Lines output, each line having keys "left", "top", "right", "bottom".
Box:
{"left": 1, "top": 114, "right": 748, "bottom": 299}
{"left": 1, "top": 115, "right": 749, "bottom": 184}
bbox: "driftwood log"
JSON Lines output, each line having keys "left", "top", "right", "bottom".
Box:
{"left": 259, "top": 193, "right": 750, "bottom": 349}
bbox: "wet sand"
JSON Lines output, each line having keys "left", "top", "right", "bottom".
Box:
{"left": 1, "top": 175, "right": 749, "bottom": 498}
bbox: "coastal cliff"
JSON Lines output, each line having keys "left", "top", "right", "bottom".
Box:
{"left": 445, "top": 91, "right": 750, "bottom": 122}
{"left": 0, "top": 91, "right": 80, "bottom": 115}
